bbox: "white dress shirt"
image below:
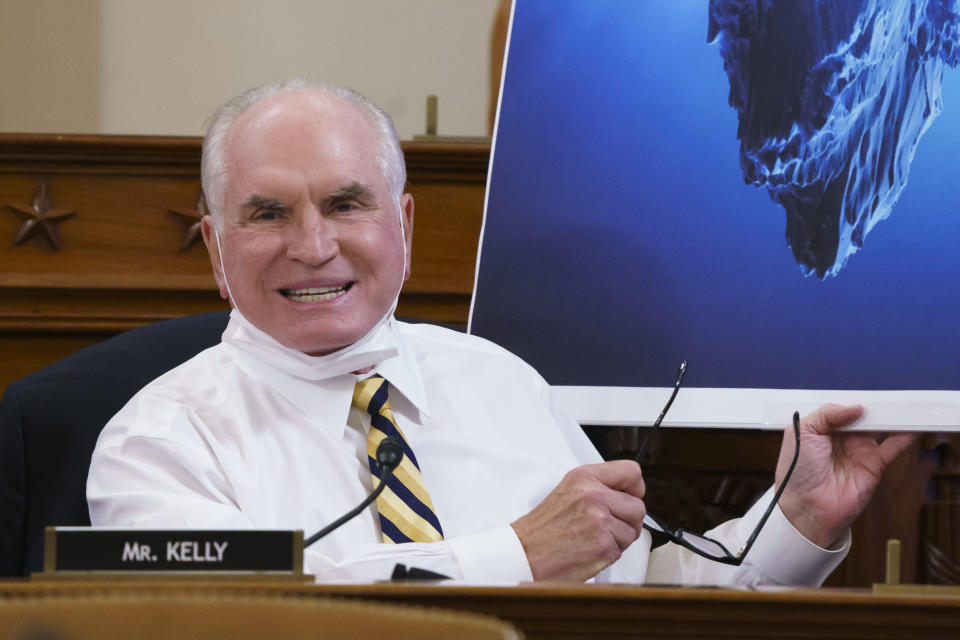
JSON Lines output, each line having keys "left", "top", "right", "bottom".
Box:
{"left": 87, "top": 311, "right": 846, "bottom": 584}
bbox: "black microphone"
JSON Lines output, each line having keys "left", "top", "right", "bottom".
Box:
{"left": 304, "top": 436, "right": 404, "bottom": 548}
{"left": 375, "top": 436, "right": 403, "bottom": 472}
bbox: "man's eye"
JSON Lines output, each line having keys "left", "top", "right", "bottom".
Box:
{"left": 334, "top": 202, "right": 354, "bottom": 213}
{"left": 255, "top": 210, "right": 279, "bottom": 220}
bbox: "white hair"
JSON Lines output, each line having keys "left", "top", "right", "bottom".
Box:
{"left": 201, "top": 79, "right": 406, "bottom": 229}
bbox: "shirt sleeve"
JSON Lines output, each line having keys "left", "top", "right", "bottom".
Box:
{"left": 88, "top": 425, "right": 535, "bottom": 583}
{"left": 312, "top": 525, "right": 533, "bottom": 583}
{"left": 645, "top": 486, "right": 849, "bottom": 586}
{"left": 88, "top": 436, "right": 260, "bottom": 529}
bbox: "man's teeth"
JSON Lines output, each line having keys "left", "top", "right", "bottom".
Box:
{"left": 284, "top": 286, "right": 348, "bottom": 302}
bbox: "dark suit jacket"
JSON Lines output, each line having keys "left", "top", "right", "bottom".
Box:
{"left": 0, "top": 311, "right": 230, "bottom": 576}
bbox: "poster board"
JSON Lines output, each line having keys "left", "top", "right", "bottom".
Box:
{"left": 469, "top": 1, "right": 960, "bottom": 430}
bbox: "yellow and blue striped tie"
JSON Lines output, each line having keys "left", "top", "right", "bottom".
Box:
{"left": 353, "top": 375, "right": 444, "bottom": 544}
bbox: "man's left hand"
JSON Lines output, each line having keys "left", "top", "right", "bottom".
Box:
{"left": 775, "top": 403, "right": 917, "bottom": 549}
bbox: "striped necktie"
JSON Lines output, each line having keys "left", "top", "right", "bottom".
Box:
{"left": 353, "top": 375, "right": 444, "bottom": 544}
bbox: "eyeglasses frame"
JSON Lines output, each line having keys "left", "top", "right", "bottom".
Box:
{"left": 635, "top": 360, "right": 802, "bottom": 566}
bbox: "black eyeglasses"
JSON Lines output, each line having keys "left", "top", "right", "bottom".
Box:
{"left": 637, "top": 362, "right": 801, "bottom": 566}
{"left": 634, "top": 360, "right": 687, "bottom": 464}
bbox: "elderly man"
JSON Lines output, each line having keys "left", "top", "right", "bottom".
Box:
{"left": 87, "top": 80, "right": 913, "bottom": 583}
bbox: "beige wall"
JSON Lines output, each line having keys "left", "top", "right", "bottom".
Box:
{"left": 1, "top": 0, "right": 499, "bottom": 139}
{"left": 0, "top": 0, "right": 102, "bottom": 133}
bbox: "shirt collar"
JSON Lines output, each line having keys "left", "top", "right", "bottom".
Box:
{"left": 369, "top": 322, "right": 431, "bottom": 420}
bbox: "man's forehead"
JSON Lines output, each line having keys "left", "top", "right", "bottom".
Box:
{"left": 223, "top": 90, "right": 382, "bottom": 188}
{"left": 227, "top": 90, "right": 375, "bottom": 157}
{"left": 248, "top": 88, "right": 347, "bottom": 119}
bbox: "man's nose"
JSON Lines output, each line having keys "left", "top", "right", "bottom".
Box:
{"left": 285, "top": 210, "right": 339, "bottom": 265}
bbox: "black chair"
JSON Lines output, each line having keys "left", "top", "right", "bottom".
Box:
{"left": 0, "top": 311, "right": 230, "bottom": 576}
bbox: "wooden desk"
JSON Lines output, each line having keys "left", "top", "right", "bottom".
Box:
{"left": 2, "top": 580, "right": 957, "bottom": 639}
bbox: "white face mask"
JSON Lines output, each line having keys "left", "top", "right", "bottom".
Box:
{"left": 224, "top": 307, "right": 399, "bottom": 381}
{"left": 212, "top": 192, "right": 408, "bottom": 378}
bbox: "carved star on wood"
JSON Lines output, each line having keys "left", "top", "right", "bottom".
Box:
{"left": 5, "top": 182, "right": 77, "bottom": 250}
{"left": 169, "top": 192, "right": 208, "bottom": 252}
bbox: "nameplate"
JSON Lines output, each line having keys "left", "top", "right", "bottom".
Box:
{"left": 40, "top": 527, "right": 305, "bottom": 578}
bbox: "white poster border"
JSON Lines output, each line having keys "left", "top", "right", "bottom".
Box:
{"left": 556, "top": 386, "right": 960, "bottom": 431}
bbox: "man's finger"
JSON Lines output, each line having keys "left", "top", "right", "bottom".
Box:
{"left": 605, "top": 491, "right": 647, "bottom": 534}
{"left": 803, "top": 403, "right": 863, "bottom": 435}
{"left": 591, "top": 460, "right": 645, "bottom": 497}
{"left": 878, "top": 432, "right": 919, "bottom": 466}
{"left": 607, "top": 513, "right": 642, "bottom": 551}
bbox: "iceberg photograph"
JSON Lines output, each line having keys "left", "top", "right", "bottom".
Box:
{"left": 470, "top": 0, "right": 960, "bottom": 395}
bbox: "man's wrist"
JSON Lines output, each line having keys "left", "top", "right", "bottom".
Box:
{"left": 778, "top": 496, "right": 845, "bottom": 549}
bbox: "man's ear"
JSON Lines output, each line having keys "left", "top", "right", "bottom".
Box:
{"left": 201, "top": 215, "right": 230, "bottom": 300}
{"left": 401, "top": 193, "right": 414, "bottom": 281}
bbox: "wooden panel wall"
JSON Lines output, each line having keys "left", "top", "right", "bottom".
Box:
{"left": 0, "top": 135, "right": 488, "bottom": 394}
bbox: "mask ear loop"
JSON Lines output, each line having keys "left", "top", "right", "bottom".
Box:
{"left": 214, "top": 227, "right": 239, "bottom": 311}
{"left": 390, "top": 192, "right": 408, "bottom": 316}
{"left": 397, "top": 192, "right": 407, "bottom": 296}
{"left": 366, "top": 190, "right": 408, "bottom": 334}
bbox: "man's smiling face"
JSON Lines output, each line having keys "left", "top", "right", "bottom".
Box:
{"left": 202, "top": 90, "right": 413, "bottom": 356}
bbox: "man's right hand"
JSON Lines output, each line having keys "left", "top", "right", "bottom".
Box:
{"left": 510, "top": 460, "right": 646, "bottom": 581}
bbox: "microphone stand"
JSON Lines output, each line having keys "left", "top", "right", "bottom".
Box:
{"left": 304, "top": 437, "right": 402, "bottom": 548}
